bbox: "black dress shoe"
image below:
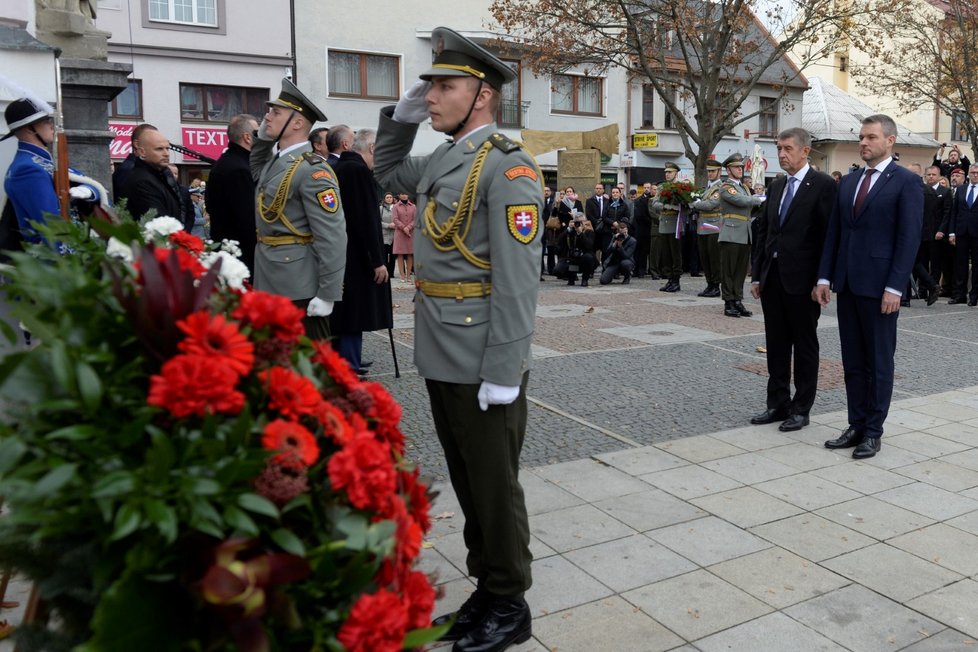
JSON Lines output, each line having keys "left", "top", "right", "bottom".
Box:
{"left": 724, "top": 301, "right": 741, "bottom": 317}
{"left": 664, "top": 280, "right": 681, "bottom": 292}
{"left": 735, "top": 300, "right": 753, "bottom": 317}
{"left": 824, "top": 426, "right": 864, "bottom": 449}
{"left": 970, "top": 299, "right": 977, "bottom": 307}
{"left": 704, "top": 285, "right": 721, "bottom": 298}
{"left": 434, "top": 589, "right": 492, "bottom": 641}
{"left": 622, "top": 275, "right": 631, "bottom": 285}
{"left": 779, "top": 414, "right": 810, "bottom": 431}
{"left": 948, "top": 297, "right": 967, "bottom": 305}
{"left": 453, "top": 596, "right": 531, "bottom": 652}
{"left": 566, "top": 278, "right": 576, "bottom": 286}
{"left": 750, "top": 408, "right": 789, "bottom": 425}
{"left": 360, "top": 360, "right": 374, "bottom": 368}
{"left": 926, "top": 288, "right": 939, "bottom": 306}
{"left": 852, "top": 437, "right": 882, "bottom": 459}
{"left": 580, "top": 278, "right": 589, "bottom": 287}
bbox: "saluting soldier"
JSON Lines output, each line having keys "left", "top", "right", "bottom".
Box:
{"left": 373, "top": 27, "right": 540, "bottom": 652}
{"left": 690, "top": 158, "right": 724, "bottom": 297}
{"left": 718, "top": 153, "right": 763, "bottom": 317}
{"left": 652, "top": 162, "right": 684, "bottom": 292}
{"left": 250, "top": 79, "right": 347, "bottom": 339}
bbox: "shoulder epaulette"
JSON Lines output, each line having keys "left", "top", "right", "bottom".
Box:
{"left": 302, "top": 151, "right": 324, "bottom": 166}
{"left": 489, "top": 132, "right": 520, "bottom": 153}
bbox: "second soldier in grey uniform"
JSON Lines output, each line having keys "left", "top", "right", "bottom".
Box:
{"left": 690, "top": 158, "right": 724, "bottom": 297}
{"left": 718, "top": 153, "right": 764, "bottom": 317}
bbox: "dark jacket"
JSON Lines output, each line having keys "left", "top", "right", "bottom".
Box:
{"left": 585, "top": 194, "right": 608, "bottom": 232}
{"left": 633, "top": 193, "right": 653, "bottom": 237}
{"left": 604, "top": 234, "right": 636, "bottom": 265}
{"left": 329, "top": 150, "right": 393, "bottom": 335}
{"left": 206, "top": 142, "right": 257, "bottom": 275}
{"left": 125, "top": 158, "right": 186, "bottom": 224}
{"left": 933, "top": 154, "right": 971, "bottom": 179}
{"left": 555, "top": 197, "right": 583, "bottom": 226}
{"left": 949, "top": 182, "right": 978, "bottom": 237}
{"left": 112, "top": 153, "right": 138, "bottom": 203}
{"left": 556, "top": 225, "right": 594, "bottom": 258}
{"left": 607, "top": 199, "right": 631, "bottom": 230}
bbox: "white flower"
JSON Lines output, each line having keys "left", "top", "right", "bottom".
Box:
{"left": 217, "top": 239, "right": 243, "bottom": 258}
{"left": 200, "top": 251, "right": 250, "bottom": 291}
{"left": 141, "top": 216, "right": 185, "bottom": 241}
{"left": 105, "top": 237, "right": 133, "bottom": 263}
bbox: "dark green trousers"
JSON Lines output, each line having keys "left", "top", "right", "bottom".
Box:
{"left": 649, "top": 231, "right": 663, "bottom": 276}
{"left": 426, "top": 373, "right": 532, "bottom": 597}
{"left": 294, "top": 298, "right": 332, "bottom": 341}
{"left": 719, "top": 242, "right": 750, "bottom": 301}
{"left": 658, "top": 233, "right": 682, "bottom": 279}
{"left": 697, "top": 233, "right": 721, "bottom": 286}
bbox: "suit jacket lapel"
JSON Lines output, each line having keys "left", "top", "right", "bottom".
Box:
{"left": 782, "top": 168, "right": 817, "bottom": 226}
{"left": 769, "top": 177, "right": 785, "bottom": 230}
{"left": 857, "top": 161, "right": 898, "bottom": 218}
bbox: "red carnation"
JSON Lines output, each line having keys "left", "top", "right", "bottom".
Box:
{"left": 154, "top": 246, "right": 206, "bottom": 278}
{"left": 147, "top": 354, "right": 245, "bottom": 418}
{"left": 177, "top": 311, "right": 254, "bottom": 376}
{"left": 169, "top": 230, "right": 206, "bottom": 254}
{"left": 317, "top": 400, "right": 354, "bottom": 445}
{"left": 400, "top": 468, "right": 432, "bottom": 533}
{"left": 232, "top": 291, "right": 305, "bottom": 343}
{"left": 327, "top": 431, "right": 396, "bottom": 512}
{"left": 310, "top": 340, "right": 360, "bottom": 390}
{"left": 337, "top": 589, "right": 408, "bottom": 652}
{"left": 258, "top": 367, "right": 323, "bottom": 420}
{"left": 262, "top": 419, "right": 320, "bottom": 467}
{"left": 361, "top": 381, "right": 404, "bottom": 452}
{"left": 403, "top": 570, "right": 436, "bottom": 630}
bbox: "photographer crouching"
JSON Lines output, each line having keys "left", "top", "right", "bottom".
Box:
{"left": 600, "top": 222, "right": 637, "bottom": 285}
{"left": 554, "top": 218, "right": 596, "bottom": 286}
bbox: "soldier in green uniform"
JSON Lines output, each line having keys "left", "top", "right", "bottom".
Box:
{"left": 690, "top": 159, "right": 724, "bottom": 297}
{"left": 373, "top": 27, "right": 541, "bottom": 652}
{"left": 718, "top": 153, "right": 764, "bottom": 317}
{"left": 652, "top": 162, "right": 685, "bottom": 292}
{"left": 250, "top": 79, "right": 347, "bottom": 339}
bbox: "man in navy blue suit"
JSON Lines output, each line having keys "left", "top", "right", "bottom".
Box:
{"left": 947, "top": 166, "right": 978, "bottom": 306}
{"left": 814, "top": 114, "right": 923, "bottom": 459}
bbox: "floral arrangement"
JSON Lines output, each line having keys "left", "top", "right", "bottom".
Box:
{"left": 0, "top": 214, "right": 440, "bottom": 652}
{"left": 658, "top": 179, "right": 697, "bottom": 206}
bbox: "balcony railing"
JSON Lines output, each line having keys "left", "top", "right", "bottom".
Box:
{"left": 497, "top": 100, "right": 531, "bottom": 129}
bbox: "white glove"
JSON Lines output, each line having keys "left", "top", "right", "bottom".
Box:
{"left": 306, "top": 297, "right": 333, "bottom": 317}
{"left": 392, "top": 81, "right": 432, "bottom": 124}
{"left": 477, "top": 381, "right": 520, "bottom": 412}
{"left": 257, "top": 118, "right": 275, "bottom": 141}
{"left": 69, "top": 186, "right": 95, "bottom": 201}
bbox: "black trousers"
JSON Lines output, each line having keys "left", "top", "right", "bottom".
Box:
{"left": 294, "top": 298, "right": 331, "bottom": 341}
{"left": 634, "top": 233, "right": 651, "bottom": 277}
{"left": 426, "top": 375, "right": 532, "bottom": 597}
{"left": 937, "top": 237, "right": 955, "bottom": 293}
{"left": 953, "top": 233, "right": 978, "bottom": 300}
{"left": 600, "top": 259, "right": 635, "bottom": 284}
{"left": 554, "top": 255, "right": 596, "bottom": 280}
{"left": 760, "top": 259, "right": 821, "bottom": 416}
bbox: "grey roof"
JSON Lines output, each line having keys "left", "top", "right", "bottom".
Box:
{"left": 0, "top": 24, "right": 57, "bottom": 52}
{"left": 802, "top": 77, "right": 939, "bottom": 146}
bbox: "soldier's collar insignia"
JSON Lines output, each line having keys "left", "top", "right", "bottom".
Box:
{"left": 317, "top": 188, "right": 339, "bottom": 213}
{"left": 506, "top": 204, "right": 538, "bottom": 244}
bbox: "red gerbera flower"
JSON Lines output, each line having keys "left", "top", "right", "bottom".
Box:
{"left": 147, "top": 354, "right": 245, "bottom": 418}
{"left": 153, "top": 246, "right": 206, "bottom": 278}
{"left": 327, "top": 431, "right": 396, "bottom": 512}
{"left": 262, "top": 419, "right": 320, "bottom": 467}
{"left": 337, "top": 589, "right": 408, "bottom": 652}
{"left": 258, "top": 367, "right": 323, "bottom": 419}
{"left": 310, "top": 340, "right": 360, "bottom": 390}
{"left": 169, "top": 230, "right": 206, "bottom": 254}
{"left": 317, "top": 400, "right": 355, "bottom": 445}
{"left": 232, "top": 291, "right": 305, "bottom": 343}
{"left": 177, "top": 311, "right": 254, "bottom": 376}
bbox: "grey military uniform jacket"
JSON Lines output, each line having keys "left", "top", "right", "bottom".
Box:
{"left": 373, "top": 108, "right": 543, "bottom": 386}
{"left": 717, "top": 181, "right": 761, "bottom": 245}
{"left": 250, "top": 138, "right": 347, "bottom": 302}
{"left": 652, "top": 195, "right": 683, "bottom": 236}
{"left": 691, "top": 181, "right": 723, "bottom": 235}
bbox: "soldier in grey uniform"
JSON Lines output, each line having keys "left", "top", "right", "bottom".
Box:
{"left": 250, "top": 79, "right": 347, "bottom": 339}
{"left": 652, "top": 162, "right": 685, "bottom": 292}
{"left": 718, "top": 153, "right": 763, "bottom": 317}
{"left": 690, "top": 159, "right": 724, "bottom": 297}
{"left": 373, "top": 27, "right": 541, "bottom": 652}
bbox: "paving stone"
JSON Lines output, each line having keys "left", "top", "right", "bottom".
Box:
{"left": 757, "top": 442, "right": 852, "bottom": 471}
{"left": 416, "top": 545, "right": 464, "bottom": 585}
{"left": 647, "top": 516, "right": 771, "bottom": 566}
{"left": 598, "top": 323, "right": 722, "bottom": 345}
{"left": 885, "top": 432, "right": 972, "bottom": 458}
{"left": 873, "top": 482, "right": 978, "bottom": 520}
{"left": 532, "top": 459, "right": 652, "bottom": 502}
{"left": 690, "top": 486, "right": 804, "bottom": 528}
{"left": 897, "top": 628, "right": 978, "bottom": 651}
{"left": 427, "top": 483, "right": 464, "bottom": 537}
{"left": 749, "top": 513, "right": 876, "bottom": 563}
{"left": 525, "top": 555, "right": 614, "bottom": 616}
{"left": 859, "top": 443, "right": 930, "bottom": 470}
{"left": 563, "top": 534, "right": 698, "bottom": 593}
{"left": 909, "top": 401, "right": 978, "bottom": 422}
{"left": 594, "top": 445, "right": 688, "bottom": 476}
{"left": 692, "top": 611, "right": 848, "bottom": 652}
{"left": 944, "top": 510, "right": 978, "bottom": 536}
{"left": 811, "top": 462, "right": 916, "bottom": 494}
{"left": 907, "top": 579, "right": 978, "bottom": 639}
{"left": 536, "top": 303, "right": 612, "bottom": 318}
{"left": 937, "top": 448, "right": 978, "bottom": 473}
{"left": 889, "top": 523, "right": 978, "bottom": 576}
{"left": 886, "top": 408, "right": 952, "bottom": 431}
{"left": 754, "top": 472, "right": 862, "bottom": 511}
{"left": 529, "top": 504, "right": 636, "bottom": 553}
{"left": 700, "top": 452, "right": 800, "bottom": 484}
{"left": 654, "top": 435, "right": 746, "bottom": 463}
{"left": 708, "top": 546, "right": 850, "bottom": 609}
{"left": 708, "top": 425, "right": 798, "bottom": 452}
{"left": 430, "top": 576, "right": 477, "bottom": 624}
{"left": 815, "top": 496, "right": 936, "bottom": 540}
{"left": 822, "top": 543, "right": 962, "bottom": 602}
{"left": 592, "top": 488, "right": 707, "bottom": 532}
{"left": 531, "top": 596, "right": 684, "bottom": 652}
{"left": 892, "top": 459, "right": 978, "bottom": 493}
{"left": 622, "top": 569, "right": 772, "bottom": 640}
{"left": 639, "top": 464, "right": 744, "bottom": 500}
{"left": 520, "top": 470, "right": 585, "bottom": 516}
{"left": 923, "top": 422, "right": 978, "bottom": 447}
{"left": 784, "top": 584, "right": 943, "bottom": 652}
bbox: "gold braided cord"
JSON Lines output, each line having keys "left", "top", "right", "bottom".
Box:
{"left": 257, "top": 157, "right": 313, "bottom": 238}
{"left": 423, "top": 141, "right": 493, "bottom": 270}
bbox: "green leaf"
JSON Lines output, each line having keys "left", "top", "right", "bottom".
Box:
{"left": 145, "top": 431, "right": 175, "bottom": 484}
{"left": 0, "top": 437, "right": 27, "bottom": 475}
{"left": 337, "top": 512, "right": 369, "bottom": 549}
{"left": 403, "top": 623, "right": 452, "bottom": 649}
{"left": 91, "top": 470, "right": 135, "bottom": 499}
{"left": 270, "top": 528, "right": 306, "bottom": 556}
{"left": 237, "top": 493, "right": 279, "bottom": 519}
{"left": 30, "top": 463, "right": 78, "bottom": 498}
{"left": 76, "top": 360, "right": 103, "bottom": 412}
{"left": 144, "top": 499, "right": 178, "bottom": 544}
{"left": 186, "top": 477, "right": 221, "bottom": 496}
{"left": 110, "top": 503, "right": 142, "bottom": 541}
{"left": 49, "top": 340, "right": 76, "bottom": 394}
{"left": 223, "top": 505, "right": 258, "bottom": 536}
{"left": 44, "top": 424, "right": 98, "bottom": 441}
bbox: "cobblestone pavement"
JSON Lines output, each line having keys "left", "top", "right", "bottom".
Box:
{"left": 369, "top": 274, "right": 978, "bottom": 482}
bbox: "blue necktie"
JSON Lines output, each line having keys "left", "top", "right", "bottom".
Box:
{"left": 778, "top": 177, "right": 796, "bottom": 226}
{"left": 968, "top": 184, "right": 976, "bottom": 209}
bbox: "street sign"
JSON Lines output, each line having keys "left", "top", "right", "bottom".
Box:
{"left": 632, "top": 133, "right": 658, "bottom": 149}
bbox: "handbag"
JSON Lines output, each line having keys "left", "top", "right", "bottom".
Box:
{"left": 545, "top": 216, "right": 561, "bottom": 230}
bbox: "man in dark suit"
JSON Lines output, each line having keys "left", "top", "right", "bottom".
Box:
{"left": 947, "top": 166, "right": 978, "bottom": 306}
{"left": 750, "top": 128, "right": 836, "bottom": 432}
{"left": 206, "top": 114, "right": 259, "bottom": 276}
{"left": 815, "top": 114, "right": 923, "bottom": 459}
{"left": 599, "top": 222, "right": 637, "bottom": 284}
{"left": 935, "top": 167, "right": 964, "bottom": 295}
{"left": 586, "top": 182, "right": 610, "bottom": 255}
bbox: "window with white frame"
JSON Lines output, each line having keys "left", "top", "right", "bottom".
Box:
{"left": 328, "top": 51, "right": 399, "bottom": 101}
{"left": 551, "top": 74, "right": 603, "bottom": 116}
{"left": 758, "top": 96, "right": 778, "bottom": 136}
{"left": 149, "top": 0, "right": 217, "bottom": 27}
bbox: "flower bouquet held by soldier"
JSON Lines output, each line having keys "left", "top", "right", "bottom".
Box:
{"left": 652, "top": 163, "right": 692, "bottom": 292}
{"left": 374, "top": 26, "right": 543, "bottom": 652}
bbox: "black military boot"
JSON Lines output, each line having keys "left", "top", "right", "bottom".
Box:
{"left": 622, "top": 272, "right": 631, "bottom": 285}
{"left": 664, "top": 277, "right": 680, "bottom": 292}
{"left": 704, "top": 284, "right": 721, "bottom": 297}
{"left": 434, "top": 588, "right": 492, "bottom": 641}
{"left": 724, "top": 300, "right": 741, "bottom": 317}
{"left": 453, "top": 596, "right": 532, "bottom": 652}
{"left": 735, "top": 300, "right": 753, "bottom": 317}
{"left": 659, "top": 280, "right": 672, "bottom": 291}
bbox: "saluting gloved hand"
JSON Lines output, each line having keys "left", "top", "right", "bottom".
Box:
{"left": 68, "top": 186, "right": 95, "bottom": 201}
{"left": 256, "top": 118, "right": 275, "bottom": 141}
{"left": 392, "top": 81, "right": 432, "bottom": 124}
{"left": 477, "top": 381, "right": 520, "bottom": 412}
{"left": 306, "top": 297, "right": 333, "bottom": 317}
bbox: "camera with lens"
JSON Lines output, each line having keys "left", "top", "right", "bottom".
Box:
{"left": 614, "top": 232, "right": 625, "bottom": 241}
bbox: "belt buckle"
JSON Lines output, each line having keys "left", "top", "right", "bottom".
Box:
{"left": 454, "top": 282, "right": 464, "bottom": 302}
